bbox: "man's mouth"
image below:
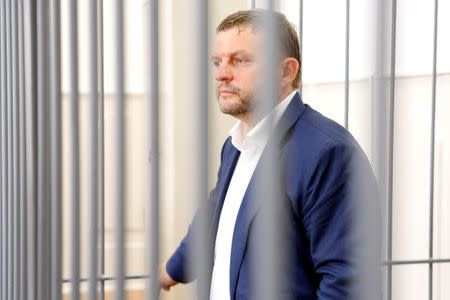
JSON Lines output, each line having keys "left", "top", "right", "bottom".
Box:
{"left": 220, "top": 90, "right": 237, "bottom": 95}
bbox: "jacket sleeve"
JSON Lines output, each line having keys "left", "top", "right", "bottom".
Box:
{"left": 165, "top": 187, "right": 218, "bottom": 283}
{"left": 165, "top": 138, "right": 230, "bottom": 283}
{"left": 301, "top": 142, "right": 380, "bottom": 299}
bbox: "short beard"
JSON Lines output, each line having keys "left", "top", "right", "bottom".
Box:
{"left": 216, "top": 84, "right": 253, "bottom": 117}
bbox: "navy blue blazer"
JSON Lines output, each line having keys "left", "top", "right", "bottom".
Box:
{"left": 166, "top": 93, "right": 380, "bottom": 299}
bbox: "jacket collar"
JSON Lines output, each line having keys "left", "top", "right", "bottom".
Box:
{"left": 228, "top": 89, "right": 297, "bottom": 153}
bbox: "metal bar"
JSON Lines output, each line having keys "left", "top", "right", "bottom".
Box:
{"left": 251, "top": 0, "right": 256, "bottom": 9}
{"left": 252, "top": 4, "right": 282, "bottom": 300}
{"left": 62, "top": 274, "right": 151, "bottom": 283}
{"left": 300, "top": 72, "right": 450, "bottom": 85}
{"left": 12, "top": 0, "right": 21, "bottom": 298}
{"left": 387, "top": 1, "right": 397, "bottom": 299}
{"left": 23, "top": 0, "right": 38, "bottom": 298}
{"left": 372, "top": 0, "right": 389, "bottom": 298}
{"left": 0, "top": 0, "right": 7, "bottom": 298}
{"left": 113, "top": 0, "right": 125, "bottom": 298}
{"left": 344, "top": 0, "right": 350, "bottom": 129}
{"left": 49, "top": 0, "right": 62, "bottom": 298}
{"left": 0, "top": 1, "right": 3, "bottom": 291}
{"left": 87, "top": 0, "right": 99, "bottom": 298}
{"left": 0, "top": 113, "right": 2, "bottom": 300}
{"left": 384, "top": 258, "right": 450, "bottom": 266}
{"left": 68, "top": 0, "right": 80, "bottom": 298}
{"left": 0, "top": 104, "right": 3, "bottom": 300}
{"left": 191, "top": 0, "right": 209, "bottom": 299}
{"left": 0, "top": 0, "right": 2, "bottom": 295}
{"left": 299, "top": 0, "right": 303, "bottom": 96}
{"left": 18, "top": 0, "right": 28, "bottom": 299}
{"left": 1, "top": 0, "right": 6, "bottom": 298}
{"left": 147, "top": 0, "right": 160, "bottom": 299}
{"left": 6, "top": 0, "right": 13, "bottom": 298}
{"left": 97, "top": 0, "right": 106, "bottom": 299}
{"left": 428, "top": 1, "right": 439, "bottom": 299}
{"left": 36, "top": 0, "right": 51, "bottom": 298}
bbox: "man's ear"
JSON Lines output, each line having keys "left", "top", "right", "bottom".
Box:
{"left": 280, "top": 58, "right": 300, "bottom": 87}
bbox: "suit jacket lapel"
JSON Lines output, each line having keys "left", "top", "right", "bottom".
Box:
{"left": 229, "top": 93, "right": 307, "bottom": 298}
{"left": 209, "top": 141, "right": 241, "bottom": 241}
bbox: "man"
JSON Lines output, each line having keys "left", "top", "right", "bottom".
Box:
{"left": 160, "top": 9, "right": 379, "bottom": 299}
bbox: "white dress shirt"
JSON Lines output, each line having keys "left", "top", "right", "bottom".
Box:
{"left": 209, "top": 90, "right": 297, "bottom": 300}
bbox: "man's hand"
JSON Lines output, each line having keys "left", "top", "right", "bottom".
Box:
{"left": 159, "top": 263, "right": 178, "bottom": 291}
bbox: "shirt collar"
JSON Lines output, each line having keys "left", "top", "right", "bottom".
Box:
{"left": 229, "top": 90, "right": 298, "bottom": 152}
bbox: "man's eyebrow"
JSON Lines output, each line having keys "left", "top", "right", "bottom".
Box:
{"left": 210, "top": 50, "right": 251, "bottom": 60}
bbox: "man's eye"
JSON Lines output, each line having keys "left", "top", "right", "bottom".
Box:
{"left": 212, "top": 60, "right": 220, "bottom": 67}
{"left": 235, "top": 58, "right": 245, "bottom": 64}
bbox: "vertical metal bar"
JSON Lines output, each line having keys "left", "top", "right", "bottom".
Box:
{"left": 1, "top": 0, "right": 6, "bottom": 298}
{"left": 0, "top": 52, "right": 2, "bottom": 300}
{"left": 147, "top": 0, "right": 160, "bottom": 299}
{"left": 68, "top": 0, "right": 80, "bottom": 298}
{"left": 344, "top": 0, "right": 350, "bottom": 129}
{"left": 191, "top": 0, "right": 209, "bottom": 299}
{"left": 251, "top": 0, "right": 256, "bottom": 9}
{"left": 252, "top": 4, "right": 281, "bottom": 300}
{"left": 49, "top": 0, "right": 62, "bottom": 298}
{"left": 12, "top": 0, "right": 21, "bottom": 298}
{"left": 428, "top": 1, "right": 439, "bottom": 299}
{"left": 87, "top": 0, "right": 99, "bottom": 298}
{"left": 0, "top": 2, "right": 2, "bottom": 296}
{"left": 0, "top": 0, "right": 6, "bottom": 297}
{"left": 0, "top": 91, "right": 2, "bottom": 300}
{"left": 23, "top": 0, "right": 38, "bottom": 298}
{"left": 299, "top": 0, "right": 303, "bottom": 96}
{"left": 18, "top": 0, "right": 28, "bottom": 299}
{"left": 113, "top": 0, "right": 125, "bottom": 299}
{"left": 372, "top": 0, "right": 390, "bottom": 298}
{"left": 0, "top": 3, "right": 3, "bottom": 292}
{"left": 36, "top": 0, "right": 51, "bottom": 298}
{"left": 6, "top": 0, "right": 13, "bottom": 298}
{"left": 387, "top": 0, "right": 397, "bottom": 299}
{"left": 97, "top": 0, "right": 106, "bottom": 299}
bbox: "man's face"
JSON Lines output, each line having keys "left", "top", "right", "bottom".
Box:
{"left": 211, "top": 26, "right": 264, "bottom": 118}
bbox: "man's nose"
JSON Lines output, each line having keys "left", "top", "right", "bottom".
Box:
{"left": 215, "top": 64, "right": 233, "bottom": 82}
